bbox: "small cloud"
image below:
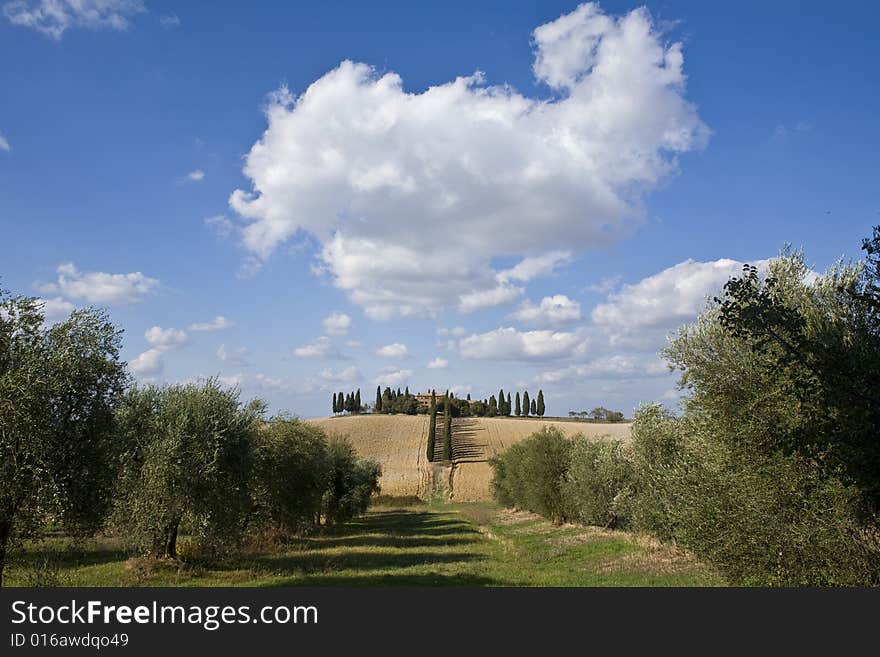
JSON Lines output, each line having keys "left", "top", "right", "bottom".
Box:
{"left": 145, "top": 326, "right": 189, "bottom": 350}
{"left": 458, "top": 284, "right": 523, "bottom": 314}
{"left": 237, "top": 256, "right": 263, "bottom": 279}
{"left": 205, "top": 215, "right": 233, "bottom": 238}
{"left": 322, "top": 312, "right": 352, "bottom": 336}
{"left": 189, "top": 315, "right": 233, "bottom": 332}
{"left": 184, "top": 169, "right": 205, "bottom": 182}
{"left": 3, "top": 0, "right": 147, "bottom": 40}
{"left": 130, "top": 348, "right": 164, "bottom": 375}
{"left": 373, "top": 369, "right": 414, "bottom": 387}
{"left": 346, "top": 340, "right": 362, "bottom": 348}
{"left": 585, "top": 275, "right": 622, "bottom": 294}
{"left": 295, "top": 336, "right": 340, "bottom": 359}
{"left": 320, "top": 366, "right": 360, "bottom": 384}
{"left": 496, "top": 251, "right": 572, "bottom": 284}
{"left": 0, "top": 132, "right": 10, "bottom": 151}
{"left": 217, "top": 344, "right": 251, "bottom": 366}
{"left": 508, "top": 294, "right": 582, "bottom": 326}
{"left": 427, "top": 357, "right": 448, "bottom": 369}
{"left": 159, "top": 12, "right": 180, "bottom": 29}
{"left": 35, "top": 262, "right": 159, "bottom": 305}
{"left": 376, "top": 342, "right": 409, "bottom": 359}
{"left": 773, "top": 121, "right": 812, "bottom": 140}
{"left": 38, "top": 297, "right": 74, "bottom": 322}
{"left": 437, "top": 326, "right": 466, "bottom": 337}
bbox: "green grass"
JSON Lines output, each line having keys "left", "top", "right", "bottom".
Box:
{"left": 5, "top": 500, "right": 723, "bottom": 587}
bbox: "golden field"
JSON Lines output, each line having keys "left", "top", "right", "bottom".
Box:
{"left": 308, "top": 415, "right": 631, "bottom": 502}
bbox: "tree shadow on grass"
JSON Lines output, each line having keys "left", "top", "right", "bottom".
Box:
{"left": 251, "top": 549, "right": 483, "bottom": 574}
{"left": 10, "top": 541, "right": 128, "bottom": 570}
{"left": 267, "top": 572, "right": 499, "bottom": 587}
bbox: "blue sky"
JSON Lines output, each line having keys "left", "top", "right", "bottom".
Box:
{"left": 1, "top": 1, "right": 878, "bottom": 418}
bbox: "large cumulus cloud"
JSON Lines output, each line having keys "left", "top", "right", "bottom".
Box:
{"left": 230, "top": 3, "right": 708, "bottom": 319}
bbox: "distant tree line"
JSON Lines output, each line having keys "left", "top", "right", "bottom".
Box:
{"left": 568, "top": 407, "right": 626, "bottom": 422}
{"left": 364, "top": 387, "right": 547, "bottom": 418}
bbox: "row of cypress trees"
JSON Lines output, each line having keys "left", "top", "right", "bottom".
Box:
{"left": 425, "top": 390, "right": 455, "bottom": 463}
{"left": 487, "top": 389, "right": 545, "bottom": 417}
{"left": 332, "top": 389, "right": 362, "bottom": 414}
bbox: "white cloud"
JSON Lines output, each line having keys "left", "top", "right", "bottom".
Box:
{"left": 773, "top": 121, "right": 812, "bottom": 140}
{"left": 131, "top": 324, "right": 188, "bottom": 375}
{"left": 38, "top": 297, "right": 74, "bottom": 322}
{"left": 376, "top": 342, "right": 409, "bottom": 359}
{"left": 508, "top": 294, "right": 581, "bottom": 326}
{"left": 216, "top": 374, "right": 243, "bottom": 389}
{"left": 189, "top": 315, "right": 233, "bottom": 332}
{"left": 322, "top": 312, "right": 352, "bottom": 335}
{"left": 497, "top": 251, "right": 572, "bottom": 284}
{"left": 345, "top": 339, "right": 362, "bottom": 348}
{"left": 535, "top": 355, "right": 668, "bottom": 383}
{"left": 205, "top": 215, "right": 234, "bottom": 238}
{"left": 460, "top": 326, "right": 587, "bottom": 361}
{"left": 145, "top": 326, "right": 189, "bottom": 350}
{"left": 159, "top": 12, "right": 180, "bottom": 29}
{"left": 217, "top": 344, "right": 251, "bottom": 366}
{"left": 458, "top": 284, "right": 523, "bottom": 314}
{"left": 253, "top": 373, "right": 287, "bottom": 390}
{"left": 319, "top": 365, "right": 360, "bottom": 384}
{"left": 3, "top": 0, "right": 145, "bottom": 39}
{"left": 294, "top": 336, "right": 340, "bottom": 359}
{"left": 591, "top": 258, "right": 770, "bottom": 348}
{"left": 228, "top": 3, "right": 707, "bottom": 319}
{"left": 585, "top": 274, "right": 621, "bottom": 294}
{"left": 427, "top": 357, "right": 448, "bottom": 369}
{"left": 35, "top": 262, "right": 159, "bottom": 305}
{"left": 373, "top": 368, "right": 414, "bottom": 387}
{"left": 185, "top": 169, "right": 205, "bottom": 182}
{"left": 437, "top": 326, "right": 466, "bottom": 337}
{"left": 130, "top": 348, "right": 163, "bottom": 375}
{"left": 0, "top": 132, "right": 9, "bottom": 151}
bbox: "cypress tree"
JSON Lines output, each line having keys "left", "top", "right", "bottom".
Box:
{"left": 536, "top": 389, "right": 545, "bottom": 417}
{"left": 530, "top": 398, "right": 537, "bottom": 415}
{"left": 488, "top": 395, "right": 497, "bottom": 415}
{"left": 506, "top": 392, "right": 512, "bottom": 417}
{"left": 338, "top": 391, "right": 344, "bottom": 414}
{"left": 405, "top": 386, "right": 409, "bottom": 397}
{"left": 523, "top": 391, "right": 530, "bottom": 416}
{"left": 427, "top": 399, "right": 436, "bottom": 462}
{"left": 498, "top": 388, "right": 505, "bottom": 414}
{"left": 332, "top": 392, "right": 337, "bottom": 415}
{"left": 375, "top": 386, "right": 382, "bottom": 413}
{"left": 443, "top": 397, "right": 452, "bottom": 461}
{"left": 355, "top": 389, "right": 361, "bottom": 413}
{"left": 515, "top": 391, "right": 521, "bottom": 416}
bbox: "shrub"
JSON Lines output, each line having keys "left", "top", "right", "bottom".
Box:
{"left": 253, "top": 417, "right": 330, "bottom": 534}
{"left": 489, "top": 427, "right": 571, "bottom": 521}
{"left": 562, "top": 437, "right": 635, "bottom": 529}
{"left": 321, "top": 437, "right": 382, "bottom": 525}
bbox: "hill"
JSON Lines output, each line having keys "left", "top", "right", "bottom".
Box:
{"left": 307, "top": 415, "right": 631, "bottom": 502}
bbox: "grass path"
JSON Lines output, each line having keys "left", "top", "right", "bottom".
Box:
{"left": 6, "top": 500, "right": 723, "bottom": 587}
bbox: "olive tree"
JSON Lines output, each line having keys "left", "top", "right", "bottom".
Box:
{"left": 0, "top": 292, "right": 127, "bottom": 586}
{"left": 113, "top": 379, "right": 264, "bottom": 558}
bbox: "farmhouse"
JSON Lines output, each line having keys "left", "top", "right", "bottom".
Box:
{"left": 414, "top": 391, "right": 480, "bottom": 411}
